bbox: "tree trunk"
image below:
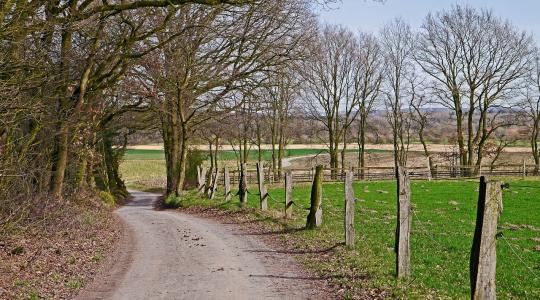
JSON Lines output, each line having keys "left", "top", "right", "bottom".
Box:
{"left": 358, "top": 117, "right": 367, "bottom": 180}
{"left": 48, "top": 21, "right": 73, "bottom": 199}
{"left": 49, "top": 123, "right": 69, "bottom": 198}
{"left": 306, "top": 165, "right": 323, "bottom": 229}
{"left": 238, "top": 163, "right": 247, "bottom": 206}
{"left": 531, "top": 118, "right": 539, "bottom": 175}
{"left": 341, "top": 131, "right": 347, "bottom": 178}
{"left": 278, "top": 124, "right": 285, "bottom": 180}
{"left": 102, "top": 133, "right": 128, "bottom": 198}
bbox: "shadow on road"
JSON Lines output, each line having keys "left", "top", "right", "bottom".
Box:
{"left": 233, "top": 227, "right": 305, "bottom": 236}
{"left": 248, "top": 272, "right": 369, "bottom": 281}
{"left": 124, "top": 191, "right": 160, "bottom": 207}
{"left": 245, "top": 242, "right": 343, "bottom": 255}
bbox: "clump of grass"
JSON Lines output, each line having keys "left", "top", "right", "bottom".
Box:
{"left": 91, "top": 253, "right": 104, "bottom": 262}
{"left": 164, "top": 194, "right": 182, "bottom": 208}
{"left": 65, "top": 278, "right": 83, "bottom": 290}
{"left": 98, "top": 191, "right": 115, "bottom": 207}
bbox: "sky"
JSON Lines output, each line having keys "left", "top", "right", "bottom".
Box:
{"left": 317, "top": 0, "right": 540, "bottom": 40}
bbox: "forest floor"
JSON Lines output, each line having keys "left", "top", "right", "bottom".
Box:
{"left": 77, "top": 191, "right": 334, "bottom": 300}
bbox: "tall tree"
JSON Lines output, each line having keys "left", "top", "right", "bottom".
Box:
{"left": 524, "top": 48, "right": 540, "bottom": 174}
{"left": 301, "top": 25, "right": 361, "bottom": 177}
{"left": 264, "top": 69, "right": 300, "bottom": 178}
{"left": 355, "top": 32, "right": 383, "bottom": 177}
{"left": 140, "top": 0, "right": 313, "bottom": 196}
{"left": 380, "top": 18, "right": 416, "bottom": 171}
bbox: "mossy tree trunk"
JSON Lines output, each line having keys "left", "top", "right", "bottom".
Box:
{"left": 306, "top": 165, "right": 323, "bottom": 229}
{"left": 238, "top": 163, "right": 247, "bottom": 207}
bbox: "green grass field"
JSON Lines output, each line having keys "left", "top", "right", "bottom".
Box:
{"left": 177, "top": 179, "right": 540, "bottom": 299}
{"left": 119, "top": 159, "right": 166, "bottom": 191}
{"left": 120, "top": 148, "right": 388, "bottom": 191}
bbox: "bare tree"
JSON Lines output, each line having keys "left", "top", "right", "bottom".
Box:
{"left": 355, "top": 32, "right": 383, "bottom": 177}
{"left": 263, "top": 69, "right": 300, "bottom": 178}
{"left": 416, "top": 5, "right": 533, "bottom": 174}
{"left": 524, "top": 48, "right": 540, "bottom": 174}
{"left": 380, "top": 18, "right": 416, "bottom": 171}
{"left": 410, "top": 89, "right": 435, "bottom": 171}
{"left": 300, "top": 25, "right": 361, "bottom": 177}
{"left": 140, "top": 1, "right": 313, "bottom": 196}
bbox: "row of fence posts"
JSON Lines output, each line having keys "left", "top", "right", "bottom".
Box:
{"left": 197, "top": 163, "right": 503, "bottom": 299}
{"left": 227, "top": 159, "right": 540, "bottom": 183}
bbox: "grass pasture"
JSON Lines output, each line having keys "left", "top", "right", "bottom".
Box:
{"left": 178, "top": 179, "right": 540, "bottom": 299}
{"left": 120, "top": 148, "right": 387, "bottom": 191}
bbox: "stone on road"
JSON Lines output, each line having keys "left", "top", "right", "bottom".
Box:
{"left": 77, "top": 191, "right": 324, "bottom": 300}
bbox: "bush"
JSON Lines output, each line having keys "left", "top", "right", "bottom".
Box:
{"left": 98, "top": 191, "right": 115, "bottom": 207}
{"left": 164, "top": 194, "right": 182, "bottom": 208}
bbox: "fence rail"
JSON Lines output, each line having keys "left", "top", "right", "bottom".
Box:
{"left": 224, "top": 164, "right": 540, "bottom": 185}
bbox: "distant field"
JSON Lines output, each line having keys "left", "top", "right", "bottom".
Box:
{"left": 124, "top": 149, "right": 166, "bottom": 160}
{"left": 120, "top": 159, "right": 166, "bottom": 191}
{"left": 128, "top": 143, "right": 532, "bottom": 153}
{"left": 120, "top": 148, "right": 388, "bottom": 191}
{"left": 123, "top": 148, "right": 387, "bottom": 161}
{"left": 179, "top": 179, "right": 540, "bottom": 299}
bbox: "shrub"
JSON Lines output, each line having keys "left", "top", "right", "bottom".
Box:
{"left": 164, "top": 194, "right": 182, "bottom": 208}
{"left": 98, "top": 191, "right": 115, "bottom": 207}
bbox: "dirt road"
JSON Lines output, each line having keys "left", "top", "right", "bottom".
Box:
{"left": 77, "top": 191, "right": 326, "bottom": 300}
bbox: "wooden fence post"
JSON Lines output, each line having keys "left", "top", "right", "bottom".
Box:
{"left": 198, "top": 166, "right": 206, "bottom": 194}
{"left": 239, "top": 163, "right": 247, "bottom": 207}
{"left": 426, "top": 157, "right": 432, "bottom": 181}
{"left": 285, "top": 170, "right": 293, "bottom": 218}
{"left": 209, "top": 170, "right": 219, "bottom": 199}
{"left": 196, "top": 165, "right": 201, "bottom": 191}
{"left": 268, "top": 164, "right": 274, "bottom": 184}
{"left": 470, "top": 176, "right": 503, "bottom": 300}
{"left": 522, "top": 159, "right": 526, "bottom": 179}
{"left": 205, "top": 168, "right": 213, "bottom": 197}
{"left": 306, "top": 165, "right": 323, "bottom": 229}
{"left": 224, "top": 166, "right": 231, "bottom": 201}
{"left": 344, "top": 169, "right": 355, "bottom": 248}
{"left": 256, "top": 162, "right": 268, "bottom": 211}
{"left": 396, "top": 166, "right": 411, "bottom": 278}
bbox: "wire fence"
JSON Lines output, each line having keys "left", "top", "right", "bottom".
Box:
{"left": 225, "top": 164, "right": 540, "bottom": 185}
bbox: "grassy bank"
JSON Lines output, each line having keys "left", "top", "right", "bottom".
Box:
{"left": 176, "top": 179, "right": 540, "bottom": 299}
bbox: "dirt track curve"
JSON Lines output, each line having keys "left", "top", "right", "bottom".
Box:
{"left": 77, "top": 191, "right": 327, "bottom": 300}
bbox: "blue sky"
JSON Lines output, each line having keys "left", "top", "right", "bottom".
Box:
{"left": 318, "top": 0, "right": 540, "bottom": 40}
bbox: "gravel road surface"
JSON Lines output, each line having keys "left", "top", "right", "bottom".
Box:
{"left": 77, "top": 191, "right": 326, "bottom": 300}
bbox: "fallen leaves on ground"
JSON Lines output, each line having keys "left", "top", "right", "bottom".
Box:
{"left": 0, "top": 195, "right": 121, "bottom": 299}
